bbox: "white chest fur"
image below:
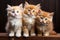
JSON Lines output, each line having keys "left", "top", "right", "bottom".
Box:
{"left": 23, "top": 14, "right": 35, "bottom": 24}
{"left": 28, "top": 18, "right": 35, "bottom": 24}
{"left": 10, "top": 18, "right": 22, "bottom": 27}
{"left": 24, "top": 17, "right": 35, "bottom": 24}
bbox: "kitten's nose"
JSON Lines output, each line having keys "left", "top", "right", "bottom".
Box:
{"left": 30, "top": 12, "right": 32, "bottom": 15}
{"left": 40, "top": 21, "right": 44, "bottom": 23}
{"left": 14, "top": 14, "right": 17, "bottom": 16}
{"left": 42, "top": 21, "right": 44, "bottom": 23}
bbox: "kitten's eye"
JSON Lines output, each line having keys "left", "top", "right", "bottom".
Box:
{"left": 12, "top": 11, "right": 15, "bottom": 13}
{"left": 28, "top": 9, "right": 30, "bottom": 11}
{"left": 17, "top": 11, "right": 19, "bottom": 13}
{"left": 45, "top": 18, "right": 47, "bottom": 20}
{"left": 32, "top": 10, "right": 35, "bottom": 12}
{"left": 40, "top": 17, "right": 43, "bottom": 19}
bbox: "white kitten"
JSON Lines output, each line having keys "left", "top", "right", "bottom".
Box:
{"left": 5, "top": 4, "right": 23, "bottom": 37}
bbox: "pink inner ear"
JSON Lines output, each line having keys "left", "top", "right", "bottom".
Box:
{"left": 50, "top": 13, "right": 54, "bottom": 16}
{"left": 38, "top": 10, "right": 41, "bottom": 13}
{"left": 37, "top": 10, "right": 41, "bottom": 15}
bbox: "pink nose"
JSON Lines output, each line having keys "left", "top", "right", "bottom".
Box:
{"left": 41, "top": 21, "right": 44, "bottom": 23}
{"left": 14, "top": 14, "right": 17, "bottom": 16}
{"left": 30, "top": 12, "right": 32, "bottom": 14}
{"left": 29, "top": 12, "right": 33, "bottom": 15}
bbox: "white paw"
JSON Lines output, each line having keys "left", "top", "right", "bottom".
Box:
{"left": 16, "top": 33, "right": 21, "bottom": 37}
{"left": 31, "top": 33, "right": 36, "bottom": 36}
{"left": 44, "top": 33, "right": 49, "bottom": 36}
{"left": 23, "top": 34, "right": 29, "bottom": 37}
{"left": 9, "top": 32, "right": 14, "bottom": 37}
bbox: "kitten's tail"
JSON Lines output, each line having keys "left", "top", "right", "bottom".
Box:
{"left": 50, "top": 31, "right": 57, "bottom": 35}
{"left": 5, "top": 21, "right": 9, "bottom": 32}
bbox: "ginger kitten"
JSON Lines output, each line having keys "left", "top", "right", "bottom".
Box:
{"left": 36, "top": 10, "right": 56, "bottom": 36}
{"left": 23, "top": 2, "right": 40, "bottom": 37}
{"left": 5, "top": 4, "right": 23, "bottom": 37}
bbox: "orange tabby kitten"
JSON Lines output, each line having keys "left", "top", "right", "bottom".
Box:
{"left": 5, "top": 4, "right": 23, "bottom": 37}
{"left": 23, "top": 2, "right": 40, "bottom": 37}
{"left": 36, "top": 10, "right": 56, "bottom": 36}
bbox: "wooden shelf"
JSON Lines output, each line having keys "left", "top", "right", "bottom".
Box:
{"left": 0, "top": 33, "right": 60, "bottom": 40}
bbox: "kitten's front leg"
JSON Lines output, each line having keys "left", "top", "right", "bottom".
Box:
{"left": 16, "top": 27, "right": 21, "bottom": 37}
{"left": 23, "top": 26, "right": 29, "bottom": 37}
{"left": 9, "top": 23, "right": 14, "bottom": 37}
{"left": 5, "top": 21, "right": 9, "bottom": 32}
{"left": 43, "top": 32, "right": 49, "bottom": 36}
{"left": 30, "top": 26, "right": 36, "bottom": 36}
{"left": 9, "top": 31, "right": 14, "bottom": 37}
{"left": 37, "top": 26, "right": 42, "bottom": 36}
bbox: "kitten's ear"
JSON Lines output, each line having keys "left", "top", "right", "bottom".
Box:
{"left": 6, "top": 4, "right": 11, "bottom": 10}
{"left": 50, "top": 12, "right": 54, "bottom": 21}
{"left": 19, "top": 4, "right": 23, "bottom": 10}
{"left": 50, "top": 12, "right": 54, "bottom": 16}
{"left": 24, "top": 2, "right": 29, "bottom": 7}
{"left": 19, "top": 3, "right": 23, "bottom": 7}
{"left": 7, "top": 4, "right": 11, "bottom": 8}
{"left": 25, "top": 2, "right": 29, "bottom": 6}
{"left": 36, "top": 4, "right": 41, "bottom": 9}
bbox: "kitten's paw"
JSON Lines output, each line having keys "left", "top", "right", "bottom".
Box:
{"left": 16, "top": 33, "right": 21, "bottom": 37}
{"left": 31, "top": 33, "right": 36, "bottom": 36}
{"left": 44, "top": 33, "right": 49, "bottom": 36}
{"left": 37, "top": 34, "right": 42, "bottom": 36}
{"left": 9, "top": 32, "right": 14, "bottom": 37}
{"left": 23, "top": 34, "right": 29, "bottom": 37}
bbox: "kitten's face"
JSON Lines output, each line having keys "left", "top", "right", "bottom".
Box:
{"left": 7, "top": 4, "right": 23, "bottom": 18}
{"left": 37, "top": 12, "right": 54, "bottom": 24}
{"left": 24, "top": 2, "right": 40, "bottom": 18}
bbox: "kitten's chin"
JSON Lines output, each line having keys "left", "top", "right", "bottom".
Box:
{"left": 15, "top": 17, "right": 22, "bottom": 19}
{"left": 32, "top": 16, "right": 36, "bottom": 18}
{"left": 15, "top": 16, "right": 22, "bottom": 19}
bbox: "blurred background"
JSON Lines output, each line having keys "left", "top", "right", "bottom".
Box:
{"left": 0, "top": 0, "right": 59, "bottom": 33}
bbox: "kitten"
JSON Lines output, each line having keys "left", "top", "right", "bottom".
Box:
{"left": 23, "top": 2, "right": 40, "bottom": 37}
{"left": 36, "top": 10, "right": 56, "bottom": 36}
{"left": 5, "top": 4, "right": 23, "bottom": 37}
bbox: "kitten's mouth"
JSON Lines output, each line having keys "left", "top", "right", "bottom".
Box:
{"left": 27, "top": 13, "right": 33, "bottom": 16}
{"left": 11, "top": 15, "right": 22, "bottom": 18}
{"left": 9, "top": 13, "right": 16, "bottom": 17}
{"left": 40, "top": 22, "right": 48, "bottom": 26}
{"left": 27, "top": 13, "right": 36, "bottom": 18}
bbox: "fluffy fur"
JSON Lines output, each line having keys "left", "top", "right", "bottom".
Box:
{"left": 23, "top": 2, "right": 40, "bottom": 37}
{"left": 5, "top": 2, "right": 56, "bottom": 37}
{"left": 36, "top": 10, "right": 56, "bottom": 36}
{"left": 5, "top": 4, "right": 23, "bottom": 37}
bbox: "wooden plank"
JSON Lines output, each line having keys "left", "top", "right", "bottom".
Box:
{"left": 0, "top": 33, "right": 60, "bottom": 37}
{"left": 0, "top": 33, "right": 8, "bottom": 37}
{"left": 0, "top": 33, "right": 60, "bottom": 40}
